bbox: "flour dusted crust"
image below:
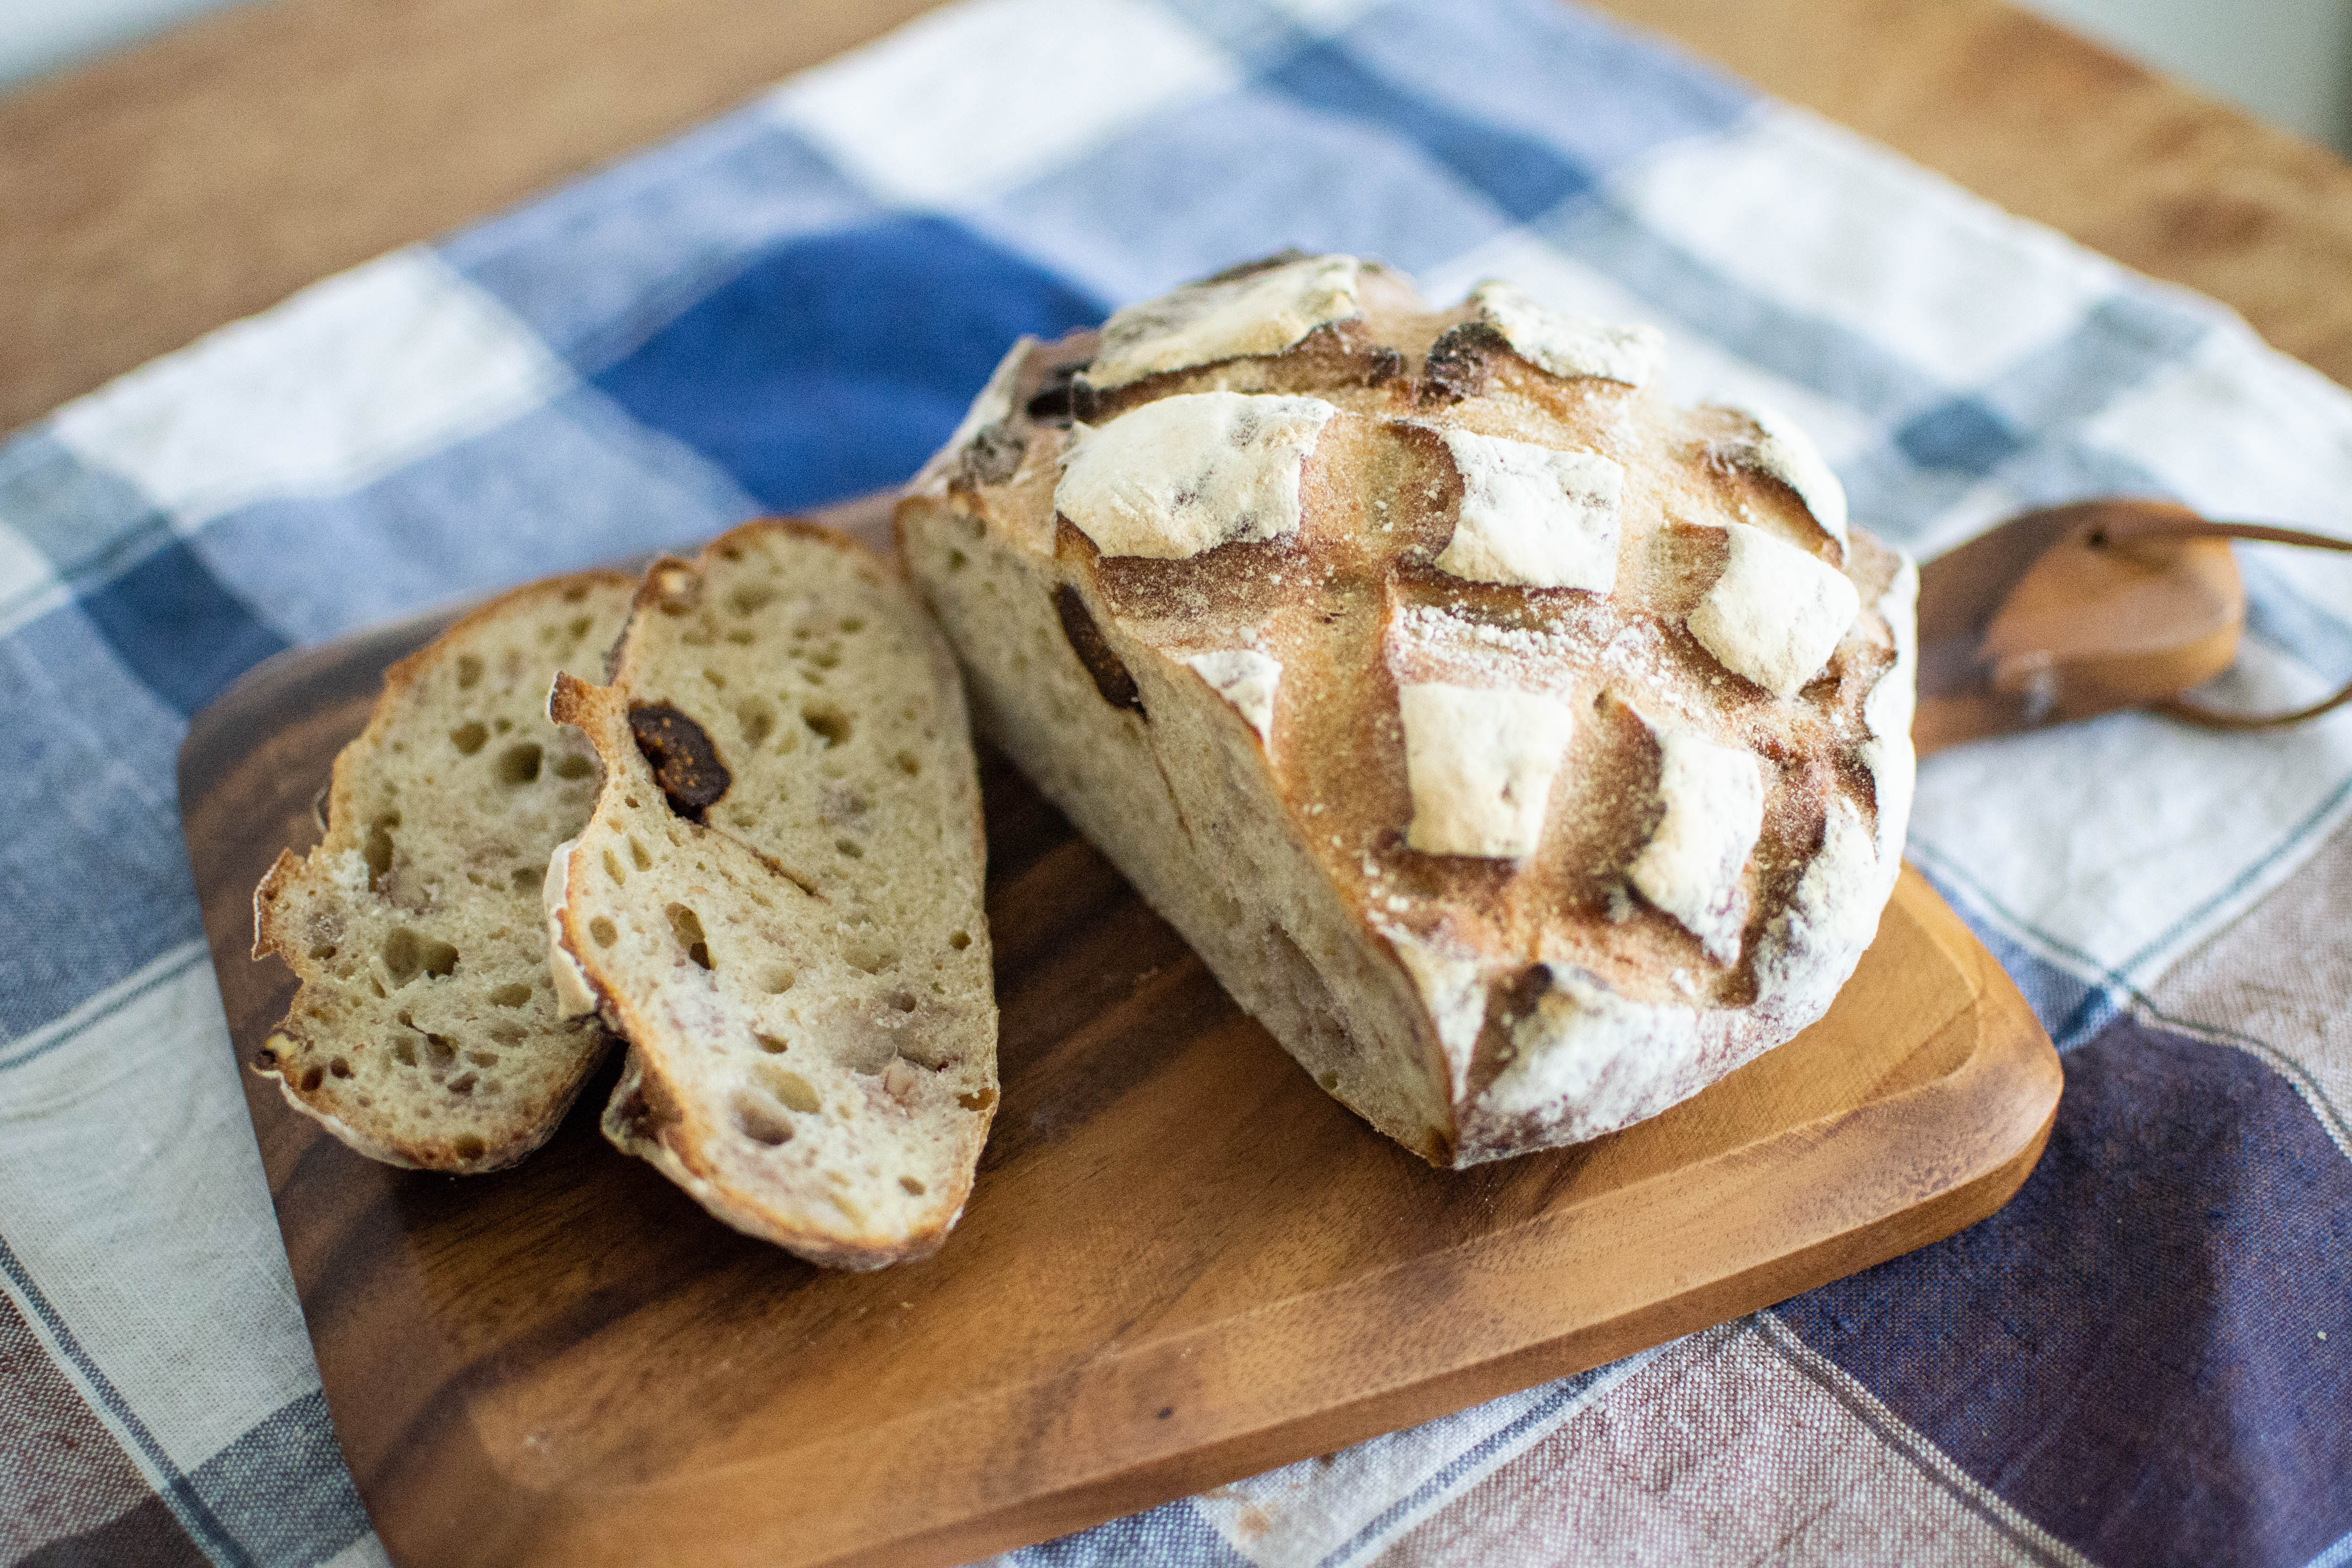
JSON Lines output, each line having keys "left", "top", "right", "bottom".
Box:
{"left": 901, "top": 255, "right": 1915, "bottom": 1166}
{"left": 1056, "top": 390, "right": 1338, "bottom": 558}
{"left": 252, "top": 573, "right": 631, "bottom": 1172}
{"left": 1399, "top": 683, "right": 1579, "bottom": 860}
{"left": 1468, "top": 281, "right": 1663, "bottom": 389}
{"left": 1433, "top": 429, "right": 1623, "bottom": 592}
{"left": 547, "top": 521, "right": 995, "bottom": 1268}
{"left": 1685, "top": 520, "right": 1861, "bottom": 696}
{"left": 1086, "top": 253, "right": 1364, "bottom": 389}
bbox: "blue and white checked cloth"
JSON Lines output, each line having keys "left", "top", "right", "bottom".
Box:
{"left": 5, "top": 1, "right": 2349, "bottom": 1563}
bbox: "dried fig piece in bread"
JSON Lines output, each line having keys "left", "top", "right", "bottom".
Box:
{"left": 547, "top": 521, "right": 996, "bottom": 1269}
{"left": 900, "top": 253, "right": 1916, "bottom": 1167}
{"left": 252, "top": 572, "right": 632, "bottom": 1172}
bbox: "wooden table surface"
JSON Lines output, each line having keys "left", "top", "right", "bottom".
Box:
{"left": 5, "top": 0, "right": 2352, "bottom": 442}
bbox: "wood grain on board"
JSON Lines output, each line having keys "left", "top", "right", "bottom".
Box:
{"left": 180, "top": 560, "right": 2060, "bottom": 1567}
{"left": 6, "top": 0, "right": 2352, "bottom": 438}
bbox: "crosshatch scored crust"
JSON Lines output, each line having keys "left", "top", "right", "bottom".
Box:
{"left": 546, "top": 520, "right": 998, "bottom": 1270}
{"left": 251, "top": 572, "right": 634, "bottom": 1173}
{"left": 900, "top": 251, "right": 1918, "bottom": 1168}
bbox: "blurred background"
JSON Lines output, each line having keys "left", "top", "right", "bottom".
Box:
{"left": 10, "top": 0, "right": 2351, "bottom": 156}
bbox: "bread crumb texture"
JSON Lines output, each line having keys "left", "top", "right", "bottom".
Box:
{"left": 548, "top": 521, "right": 996, "bottom": 1269}
{"left": 900, "top": 251, "right": 1916, "bottom": 1166}
{"left": 252, "top": 573, "right": 634, "bottom": 1172}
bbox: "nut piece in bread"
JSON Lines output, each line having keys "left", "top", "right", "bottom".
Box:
{"left": 899, "top": 253, "right": 1917, "bottom": 1167}
{"left": 546, "top": 521, "right": 997, "bottom": 1269}
{"left": 252, "top": 573, "right": 632, "bottom": 1172}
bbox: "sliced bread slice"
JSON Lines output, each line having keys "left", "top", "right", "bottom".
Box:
{"left": 252, "top": 571, "right": 634, "bottom": 1172}
{"left": 546, "top": 520, "right": 997, "bottom": 1269}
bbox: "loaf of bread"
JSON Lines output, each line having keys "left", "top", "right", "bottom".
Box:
{"left": 252, "top": 572, "right": 633, "bottom": 1172}
{"left": 899, "top": 253, "right": 1915, "bottom": 1167}
{"left": 546, "top": 521, "right": 997, "bottom": 1269}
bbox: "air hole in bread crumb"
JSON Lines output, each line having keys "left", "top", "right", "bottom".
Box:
{"left": 828, "top": 1193, "right": 865, "bottom": 1222}
{"left": 495, "top": 718, "right": 512, "bottom": 733}
{"left": 840, "top": 616, "right": 865, "bottom": 633}
{"left": 629, "top": 837, "right": 652, "bottom": 870}
{"left": 329, "top": 1057, "right": 352, "bottom": 1079}
{"left": 456, "top": 653, "right": 484, "bottom": 689}
{"left": 382, "top": 928, "right": 456, "bottom": 984}
{"left": 958, "top": 1088, "right": 996, "bottom": 1112}
{"left": 448, "top": 1073, "right": 477, "bottom": 1095}
{"left": 300, "top": 1065, "right": 324, "bottom": 1091}
{"left": 843, "top": 938, "right": 892, "bottom": 974}
{"left": 590, "top": 917, "right": 618, "bottom": 947}
{"left": 802, "top": 703, "right": 852, "bottom": 747}
{"left": 603, "top": 848, "right": 627, "bottom": 885}
{"left": 1317, "top": 1071, "right": 1340, "bottom": 1093}
{"left": 553, "top": 753, "right": 595, "bottom": 779}
{"left": 624, "top": 795, "right": 641, "bottom": 809}
{"left": 392, "top": 1037, "right": 417, "bottom": 1066}
{"left": 449, "top": 721, "right": 488, "bottom": 755}
{"left": 732, "top": 1091, "right": 794, "bottom": 1146}
{"left": 454, "top": 1135, "right": 487, "bottom": 1161}
{"left": 425, "top": 1034, "right": 457, "bottom": 1068}
{"left": 497, "top": 743, "right": 543, "bottom": 785}
{"left": 667, "top": 904, "right": 713, "bottom": 969}
{"left": 837, "top": 838, "right": 864, "bottom": 859}
{"left": 895, "top": 751, "right": 921, "bottom": 776}
{"left": 469, "top": 1051, "right": 499, "bottom": 1067}
{"left": 760, "top": 966, "right": 796, "bottom": 994}
{"left": 737, "top": 698, "right": 775, "bottom": 747}
{"left": 491, "top": 1024, "right": 524, "bottom": 1045}
{"left": 510, "top": 867, "right": 537, "bottom": 891}
{"left": 947, "top": 930, "right": 970, "bottom": 950}
{"left": 888, "top": 990, "right": 918, "bottom": 1013}
{"left": 725, "top": 628, "right": 754, "bottom": 645}
{"left": 568, "top": 615, "right": 591, "bottom": 639}
{"left": 756, "top": 1065, "right": 822, "bottom": 1114}
{"left": 754, "top": 1032, "right": 789, "bottom": 1054}
{"left": 728, "top": 582, "right": 775, "bottom": 616}
{"left": 364, "top": 813, "right": 400, "bottom": 885}
{"left": 703, "top": 667, "right": 727, "bottom": 689}
{"left": 489, "top": 983, "right": 532, "bottom": 1008}
{"left": 899, "top": 1175, "right": 925, "bottom": 1195}
{"left": 308, "top": 940, "right": 338, "bottom": 960}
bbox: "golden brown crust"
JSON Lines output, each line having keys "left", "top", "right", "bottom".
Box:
{"left": 903, "top": 254, "right": 1916, "bottom": 1165}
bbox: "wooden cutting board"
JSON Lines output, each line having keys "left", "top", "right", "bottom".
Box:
{"left": 179, "top": 535, "right": 2060, "bottom": 1568}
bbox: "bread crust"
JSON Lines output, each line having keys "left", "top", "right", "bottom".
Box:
{"left": 900, "top": 256, "right": 1916, "bottom": 1167}
{"left": 548, "top": 520, "right": 997, "bottom": 1269}
{"left": 252, "top": 571, "right": 634, "bottom": 1173}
